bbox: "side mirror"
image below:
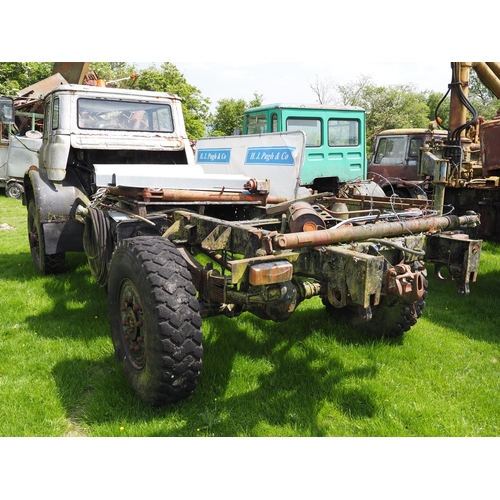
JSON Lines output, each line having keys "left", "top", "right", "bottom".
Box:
{"left": 0, "top": 96, "right": 15, "bottom": 124}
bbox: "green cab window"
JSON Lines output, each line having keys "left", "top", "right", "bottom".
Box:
{"left": 286, "top": 118, "right": 321, "bottom": 147}
{"left": 246, "top": 114, "right": 267, "bottom": 135}
{"left": 328, "top": 119, "right": 359, "bottom": 146}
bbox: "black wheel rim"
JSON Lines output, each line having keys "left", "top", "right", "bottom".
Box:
{"left": 119, "top": 279, "right": 146, "bottom": 370}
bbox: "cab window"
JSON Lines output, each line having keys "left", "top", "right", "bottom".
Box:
{"left": 328, "top": 119, "right": 359, "bottom": 146}
{"left": 374, "top": 137, "right": 406, "bottom": 165}
{"left": 286, "top": 118, "right": 321, "bottom": 147}
{"left": 271, "top": 113, "right": 278, "bottom": 133}
{"left": 409, "top": 137, "right": 423, "bottom": 156}
{"left": 77, "top": 99, "right": 174, "bottom": 132}
{"left": 246, "top": 114, "right": 267, "bottom": 134}
{"left": 52, "top": 98, "right": 60, "bottom": 130}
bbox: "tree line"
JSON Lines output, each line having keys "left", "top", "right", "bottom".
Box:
{"left": 2, "top": 62, "right": 499, "bottom": 151}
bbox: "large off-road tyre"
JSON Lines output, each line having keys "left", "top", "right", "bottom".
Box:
{"left": 324, "top": 265, "right": 428, "bottom": 339}
{"left": 107, "top": 236, "right": 203, "bottom": 407}
{"left": 27, "top": 200, "right": 66, "bottom": 274}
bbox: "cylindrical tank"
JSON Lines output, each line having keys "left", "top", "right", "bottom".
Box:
{"left": 288, "top": 201, "right": 325, "bottom": 233}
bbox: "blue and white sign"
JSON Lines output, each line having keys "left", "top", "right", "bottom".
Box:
{"left": 196, "top": 131, "right": 306, "bottom": 200}
{"left": 197, "top": 148, "right": 231, "bottom": 164}
{"left": 245, "top": 147, "right": 295, "bottom": 165}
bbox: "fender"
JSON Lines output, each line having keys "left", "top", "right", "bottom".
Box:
{"left": 23, "top": 167, "right": 90, "bottom": 254}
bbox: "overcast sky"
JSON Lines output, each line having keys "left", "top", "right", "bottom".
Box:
{"left": 164, "top": 62, "right": 453, "bottom": 111}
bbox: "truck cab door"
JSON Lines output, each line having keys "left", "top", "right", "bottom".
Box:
{"left": 404, "top": 136, "right": 424, "bottom": 181}
{"left": 372, "top": 135, "right": 408, "bottom": 177}
{"left": 38, "top": 96, "right": 52, "bottom": 171}
{"left": 38, "top": 96, "right": 68, "bottom": 181}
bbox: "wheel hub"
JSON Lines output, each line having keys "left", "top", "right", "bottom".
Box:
{"left": 120, "top": 282, "right": 145, "bottom": 368}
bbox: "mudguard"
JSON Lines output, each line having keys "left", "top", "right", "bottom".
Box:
{"left": 24, "top": 167, "right": 90, "bottom": 254}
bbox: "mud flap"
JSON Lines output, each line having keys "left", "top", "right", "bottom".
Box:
{"left": 24, "top": 167, "right": 89, "bottom": 254}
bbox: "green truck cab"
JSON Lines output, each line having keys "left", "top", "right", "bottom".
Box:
{"left": 242, "top": 103, "right": 372, "bottom": 194}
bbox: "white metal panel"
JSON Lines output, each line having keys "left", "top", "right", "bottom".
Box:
{"left": 94, "top": 131, "right": 306, "bottom": 200}
{"left": 93, "top": 163, "right": 253, "bottom": 191}
{"left": 196, "top": 131, "right": 305, "bottom": 200}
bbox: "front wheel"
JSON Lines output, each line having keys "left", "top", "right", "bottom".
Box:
{"left": 107, "top": 236, "right": 203, "bottom": 407}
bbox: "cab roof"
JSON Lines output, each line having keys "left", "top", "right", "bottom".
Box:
{"left": 245, "top": 102, "right": 365, "bottom": 113}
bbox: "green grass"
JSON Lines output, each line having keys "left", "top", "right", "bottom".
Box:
{"left": 1, "top": 193, "right": 500, "bottom": 437}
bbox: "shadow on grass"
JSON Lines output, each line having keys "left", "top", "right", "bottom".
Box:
{"left": 3, "top": 250, "right": 111, "bottom": 341}
{"left": 51, "top": 304, "right": 386, "bottom": 436}
{"left": 422, "top": 263, "right": 500, "bottom": 344}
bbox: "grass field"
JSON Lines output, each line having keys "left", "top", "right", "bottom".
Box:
{"left": 1, "top": 193, "right": 499, "bottom": 437}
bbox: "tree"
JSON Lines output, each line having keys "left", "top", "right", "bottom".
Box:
{"left": 325, "top": 75, "right": 432, "bottom": 154}
{"left": 0, "top": 62, "right": 52, "bottom": 95}
{"left": 310, "top": 75, "right": 436, "bottom": 155}
{"left": 133, "top": 63, "right": 211, "bottom": 140}
{"left": 335, "top": 74, "right": 372, "bottom": 107}
{"left": 468, "top": 72, "right": 500, "bottom": 120}
{"left": 363, "top": 83, "right": 430, "bottom": 136}
{"left": 209, "top": 98, "right": 247, "bottom": 136}
{"left": 208, "top": 92, "right": 264, "bottom": 136}
{"left": 248, "top": 92, "right": 264, "bottom": 109}
{"left": 309, "top": 75, "right": 335, "bottom": 104}
{"left": 88, "top": 62, "right": 137, "bottom": 85}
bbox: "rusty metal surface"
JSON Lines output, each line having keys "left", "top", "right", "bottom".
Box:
{"left": 106, "top": 186, "right": 269, "bottom": 204}
{"left": 481, "top": 119, "right": 500, "bottom": 176}
{"left": 52, "top": 62, "right": 90, "bottom": 84}
{"left": 274, "top": 213, "right": 481, "bottom": 249}
{"left": 16, "top": 73, "right": 68, "bottom": 102}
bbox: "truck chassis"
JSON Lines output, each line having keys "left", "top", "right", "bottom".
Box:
{"left": 59, "top": 186, "right": 481, "bottom": 407}
{"left": 17, "top": 83, "right": 482, "bottom": 407}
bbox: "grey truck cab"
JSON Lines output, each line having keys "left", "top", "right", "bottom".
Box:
{"left": 23, "top": 84, "right": 194, "bottom": 270}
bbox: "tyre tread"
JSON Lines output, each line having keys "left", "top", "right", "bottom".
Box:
{"left": 108, "top": 236, "right": 203, "bottom": 407}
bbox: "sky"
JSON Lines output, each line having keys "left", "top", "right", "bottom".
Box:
{"left": 166, "top": 61, "right": 454, "bottom": 110}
